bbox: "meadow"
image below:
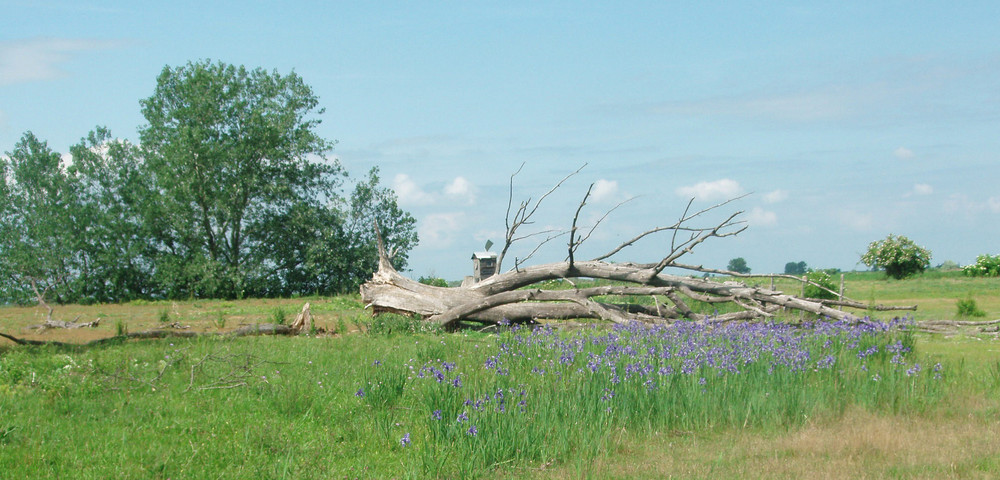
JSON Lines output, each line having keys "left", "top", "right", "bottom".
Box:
{"left": 0, "top": 272, "right": 998, "bottom": 479}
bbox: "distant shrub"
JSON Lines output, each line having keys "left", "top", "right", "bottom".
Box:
{"left": 418, "top": 276, "right": 449, "bottom": 288}
{"left": 269, "top": 306, "right": 287, "bottom": 325}
{"left": 861, "top": 234, "right": 932, "bottom": 280}
{"left": 963, "top": 254, "right": 1000, "bottom": 277}
{"left": 803, "top": 271, "right": 838, "bottom": 300}
{"left": 937, "top": 260, "right": 961, "bottom": 271}
{"left": 784, "top": 261, "right": 807, "bottom": 275}
{"left": 956, "top": 297, "right": 986, "bottom": 318}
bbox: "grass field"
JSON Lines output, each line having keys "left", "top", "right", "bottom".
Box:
{"left": 1, "top": 272, "right": 998, "bottom": 478}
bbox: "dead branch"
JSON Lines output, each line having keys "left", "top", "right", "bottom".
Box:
{"left": 27, "top": 317, "right": 101, "bottom": 331}
{"left": 497, "top": 163, "right": 586, "bottom": 272}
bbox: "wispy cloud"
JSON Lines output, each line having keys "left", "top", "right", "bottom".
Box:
{"left": 893, "top": 147, "right": 914, "bottom": 159}
{"left": 0, "top": 37, "right": 126, "bottom": 86}
{"left": 590, "top": 179, "right": 619, "bottom": 203}
{"left": 763, "top": 189, "right": 787, "bottom": 203}
{"left": 444, "top": 176, "right": 476, "bottom": 205}
{"left": 836, "top": 209, "right": 875, "bottom": 231}
{"left": 675, "top": 179, "right": 743, "bottom": 202}
{"left": 912, "top": 183, "right": 933, "bottom": 195}
{"left": 419, "top": 212, "right": 466, "bottom": 248}
{"left": 394, "top": 173, "right": 479, "bottom": 206}
{"left": 393, "top": 173, "right": 435, "bottom": 206}
{"left": 746, "top": 207, "right": 777, "bottom": 227}
{"left": 944, "top": 194, "right": 1000, "bottom": 215}
{"left": 988, "top": 197, "right": 1000, "bottom": 213}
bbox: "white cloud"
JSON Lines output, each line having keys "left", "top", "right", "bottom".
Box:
{"left": 746, "top": 207, "right": 777, "bottom": 227}
{"left": 763, "top": 189, "right": 787, "bottom": 203}
{"left": 395, "top": 174, "right": 478, "bottom": 206}
{"left": 591, "top": 179, "right": 619, "bottom": 203}
{"left": 675, "top": 178, "right": 743, "bottom": 201}
{"left": 944, "top": 194, "right": 1000, "bottom": 214}
{"left": 419, "top": 212, "right": 465, "bottom": 248}
{"left": 392, "top": 173, "right": 434, "bottom": 206}
{"left": 913, "top": 183, "right": 933, "bottom": 195}
{"left": 444, "top": 176, "right": 476, "bottom": 204}
{"left": 988, "top": 197, "right": 1000, "bottom": 213}
{"left": 893, "top": 147, "right": 914, "bottom": 159}
{"left": 0, "top": 37, "right": 124, "bottom": 86}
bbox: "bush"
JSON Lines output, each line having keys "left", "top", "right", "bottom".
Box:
{"left": 861, "top": 234, "right": 932, "bottom": 280}
{"left": 270, "top": 306, "right": 287, "bottom": 325}
{"left": 803, "top": 271, "right": 838, "bottom": 300}
{"left": 963, "top": 254, "right": 1000, "bottom": 277}
{"left": 956, "top": 296, "right": 986, "bottom": 317}
{"left": 418, "top": 276, "right": 449, "bottom": 288}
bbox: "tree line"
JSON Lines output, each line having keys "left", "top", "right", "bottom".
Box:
{"left": 0, "top": 60, "right": 416, "bottom": 304}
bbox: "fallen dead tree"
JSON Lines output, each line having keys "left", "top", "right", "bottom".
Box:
{"left": 362, "top": 165, "right": 916, "bottom": 330}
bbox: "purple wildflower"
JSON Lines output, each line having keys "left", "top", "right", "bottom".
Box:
{"left": 400, "top": 433, "right": 411, "bottom": 447}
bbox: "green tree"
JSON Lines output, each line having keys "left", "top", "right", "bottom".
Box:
{"left": 68, "top": 127, "right": 157, "bottom": 302}
{"left": 138, "top": 60, "right": 341, "bottom": 298}
{"left": 727, "top": 257, "right": 750, "bottom": 274}
{"left": 0, "top": 132, "right": 86, "bottom": 304}
{"left": 861, "top": 234, "right": 931, "bottom": 280}
{"left": 784, "top": 261, "right": 807, "bottom": 275}
{"left": 344, "top": 167, "right": 418, "bottom": 271}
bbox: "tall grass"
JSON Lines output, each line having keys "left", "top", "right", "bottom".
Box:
{"left": 352, "top": 317, "right": 947, "bottom": 476}
{"left": 0, "top": 316, "right": 981, "bottom": 479}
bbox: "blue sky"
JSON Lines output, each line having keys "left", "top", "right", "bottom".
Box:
{"left": 3, "top": 1, "right": 999, "bottom": 282}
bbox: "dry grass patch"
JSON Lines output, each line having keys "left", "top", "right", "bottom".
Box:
{"left": 540, "top": 406, "right": 1000, "bottom": 480}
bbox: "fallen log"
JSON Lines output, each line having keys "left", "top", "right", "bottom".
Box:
{"left": 0, "top": 323, "right": 304, "bottom": 349}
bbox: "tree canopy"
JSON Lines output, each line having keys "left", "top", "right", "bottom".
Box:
{"left": 0, "top": 60, "right": 417, "bottom": 304}
{"left": 727, "top": 257, "right": 751, "bottom": 274}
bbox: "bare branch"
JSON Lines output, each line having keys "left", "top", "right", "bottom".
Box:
{"left": 574, "top": 195, "right": 637, "bottom": 256}
{"left": 592, "top": 194, "right": 749, "bottom": 262}
{"left": 567, "top": 183, "right": 594, "bottom": 267}
{"left": 497, "top": 163, "right": 586, "bottom": 272}
{"left": 514, "top": 231, "right": 568, "bottom": 271}
{"left": 651, "top": 210, "right": 747, "bottom": 276}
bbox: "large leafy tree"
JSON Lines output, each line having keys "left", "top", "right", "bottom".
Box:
{"left": 68, "top": 127, "right": 156, "bottom": 301}
{"left": 0, "top": 132, "right": 86, "bottom": 304}
{"left": 138, "top": 60, "right": 341, "bottom": 298}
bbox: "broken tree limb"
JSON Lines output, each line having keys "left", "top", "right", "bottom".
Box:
{"left": 27, "top": 317, "right": 101, "bottom": 331}
{"left": 289, "top": 302, "right": 313, "bottom": 333}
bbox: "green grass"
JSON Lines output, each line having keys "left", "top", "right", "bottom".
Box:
{"left": 1, "top": 276, "right": 999, "bottom": 478}
{"left": 1, "top": 316, "right": 997, "bottom": 478}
